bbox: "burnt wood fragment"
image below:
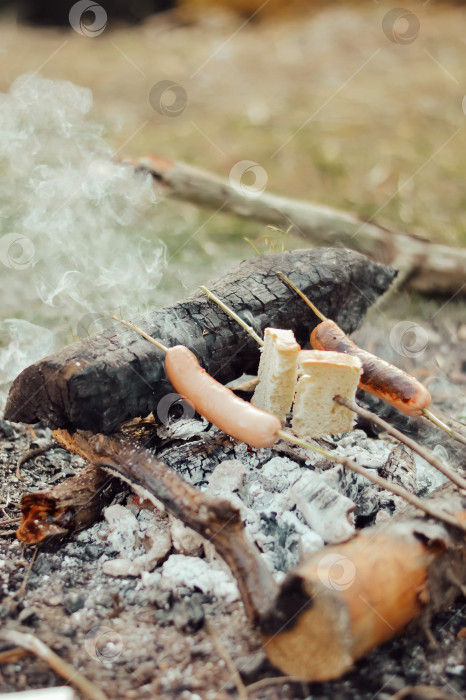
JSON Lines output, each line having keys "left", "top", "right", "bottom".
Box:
{"left": 16, "top": 464, "right": 121, "bottom": 544}
{"left": 5, "top": 248, "right": 396, "bottom": 433}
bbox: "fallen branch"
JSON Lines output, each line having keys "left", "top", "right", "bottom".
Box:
{"left": 0, "top": 630, "right": 108, "bottom": 700}
{"left": 16, "top": 463, "right": 121, "bottom": 544}
{"left": 5, "top": 248, "right": 395, "bottom": 433}
{"left": 53, "top": 429, "right": 278, "bottom": 624}
{"left": 129, "top": 154, "right": 466, "bottom": 296}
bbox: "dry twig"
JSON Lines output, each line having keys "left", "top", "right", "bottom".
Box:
{"left": 16, "top": 443, "right": 55, "bottom": 480}
{"left": 245, "top": 675, "right": 303, "bottom": 695}
{"left": 205, "top": 620, "right": 247, "bottom": 700}
{"left": 390, "top": 686, "right": 462, "bottom": 700}
{"left": 0, "top": 630, "right": 108, "bottom": 700}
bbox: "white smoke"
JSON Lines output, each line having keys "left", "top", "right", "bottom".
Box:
{"left": 0, "top": 74, "right": 166, "bottom": 398}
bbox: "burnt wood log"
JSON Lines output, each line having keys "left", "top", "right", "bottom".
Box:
{"left": 5, "top": 247, "right": 396, "bottom": 433}
{"left": 261, "top": 489, "right": 466, "bottom": 681}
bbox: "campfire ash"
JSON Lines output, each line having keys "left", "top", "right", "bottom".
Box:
{"left": 84, "top": 416, "right": 450, "bottom": 598}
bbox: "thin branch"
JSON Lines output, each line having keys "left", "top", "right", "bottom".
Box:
{"left": 16, "top": 443, "right": 55, "bottom": 480}
{"left": 246, "top": 675, "right": 303, "bottom": 695}
{"left": 0, "top": 647, "right": 30, "bottom": 663}
{"left": 128, "top": 154, "right": 466, "bottom": 296}
{"left": 16, "top": 548, "right": 38, "bottom": 599}
{"left": 422, "top": 408, "right": 466, "bottom": 448}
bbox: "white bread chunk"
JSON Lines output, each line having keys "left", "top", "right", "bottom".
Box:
{"left": 252, "top": 328, "right": 301, "bottom": 421}
{"left": 292, "top": 350, "right": 362, "bottom": 439}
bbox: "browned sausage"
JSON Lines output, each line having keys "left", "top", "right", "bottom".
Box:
{"left": 310, "top": 321, "right": 431, "bottom": 417}
{"left": 165, "top": 345, "right": 282, "bottom": 447}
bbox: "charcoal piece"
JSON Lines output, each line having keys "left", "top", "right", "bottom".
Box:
{"left": 5, "top": 248, "right": 396, "bottom": 433}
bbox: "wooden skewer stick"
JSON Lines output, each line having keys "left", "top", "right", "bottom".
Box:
{"left": 110, "top": 316, "right": 168, "bottom": 352}
{"left": 422, "top": 408, "right": 466, "bottom": 448}
{"left": 198, "top": 286, "right": 264, "bottom": 347}
{"left": 335, "top": 396, "right": 466, "bottom": 492}
{"left": 275, "top": 430, "right": 466, "bottom": 534}
{"left": 0, "top": 630, "right": 108, "bottom": 700}
{"left": 276, "top": 271, "right": 327, "bottom": 322}
{"left": 277, "top": 271, "right": 466, "bottom": 448}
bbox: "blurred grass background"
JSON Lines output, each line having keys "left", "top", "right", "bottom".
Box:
{"left": 0, "top": 0, "right": 465, "bottom": 299}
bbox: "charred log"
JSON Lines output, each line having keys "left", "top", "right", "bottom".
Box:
{"left": 261, "top": 484, "right": 466, "bottom": 681}
{"left": 4, "top": 248, "right": 396, "bottom": 433}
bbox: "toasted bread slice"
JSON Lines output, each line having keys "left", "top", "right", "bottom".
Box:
{"left": 252, "top": 328, "right": 301, "bottom": 421}
{"left": 291, "top": 350, "right": 362, "bottom": 438}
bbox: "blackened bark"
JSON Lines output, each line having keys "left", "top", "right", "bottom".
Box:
{"left": 5, "top": 248, "right": 396, "bottom": 433}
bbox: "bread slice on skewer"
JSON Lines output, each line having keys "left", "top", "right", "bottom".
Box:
{"left": 252, "top": 328, "right": 301, "bottom": 422}
{"left": 292, "top": 350, "right": 362, "bottom": 439}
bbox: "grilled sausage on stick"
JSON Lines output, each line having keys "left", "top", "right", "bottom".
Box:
{"left": 277, "top": 272, "right": 466, "bottom": 446}
{"left": 199, "top": 286, "right": 466, "bottom": 490}
{"left": 277, "top": 272, "right": 431, "bottom": 417}
{"left": 112, "top": 318, "right": 279, "bottom": 448}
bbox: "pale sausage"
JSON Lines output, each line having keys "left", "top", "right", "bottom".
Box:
{"left": 165, "top": 345, "right": 282, "bottom": 447}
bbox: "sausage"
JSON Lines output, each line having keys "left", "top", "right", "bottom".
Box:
{"left": 310, "top": 321, "right": 431, "bottom": 417}
{"left": 164, "top": 345, "right": 282, "bottom": 448}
